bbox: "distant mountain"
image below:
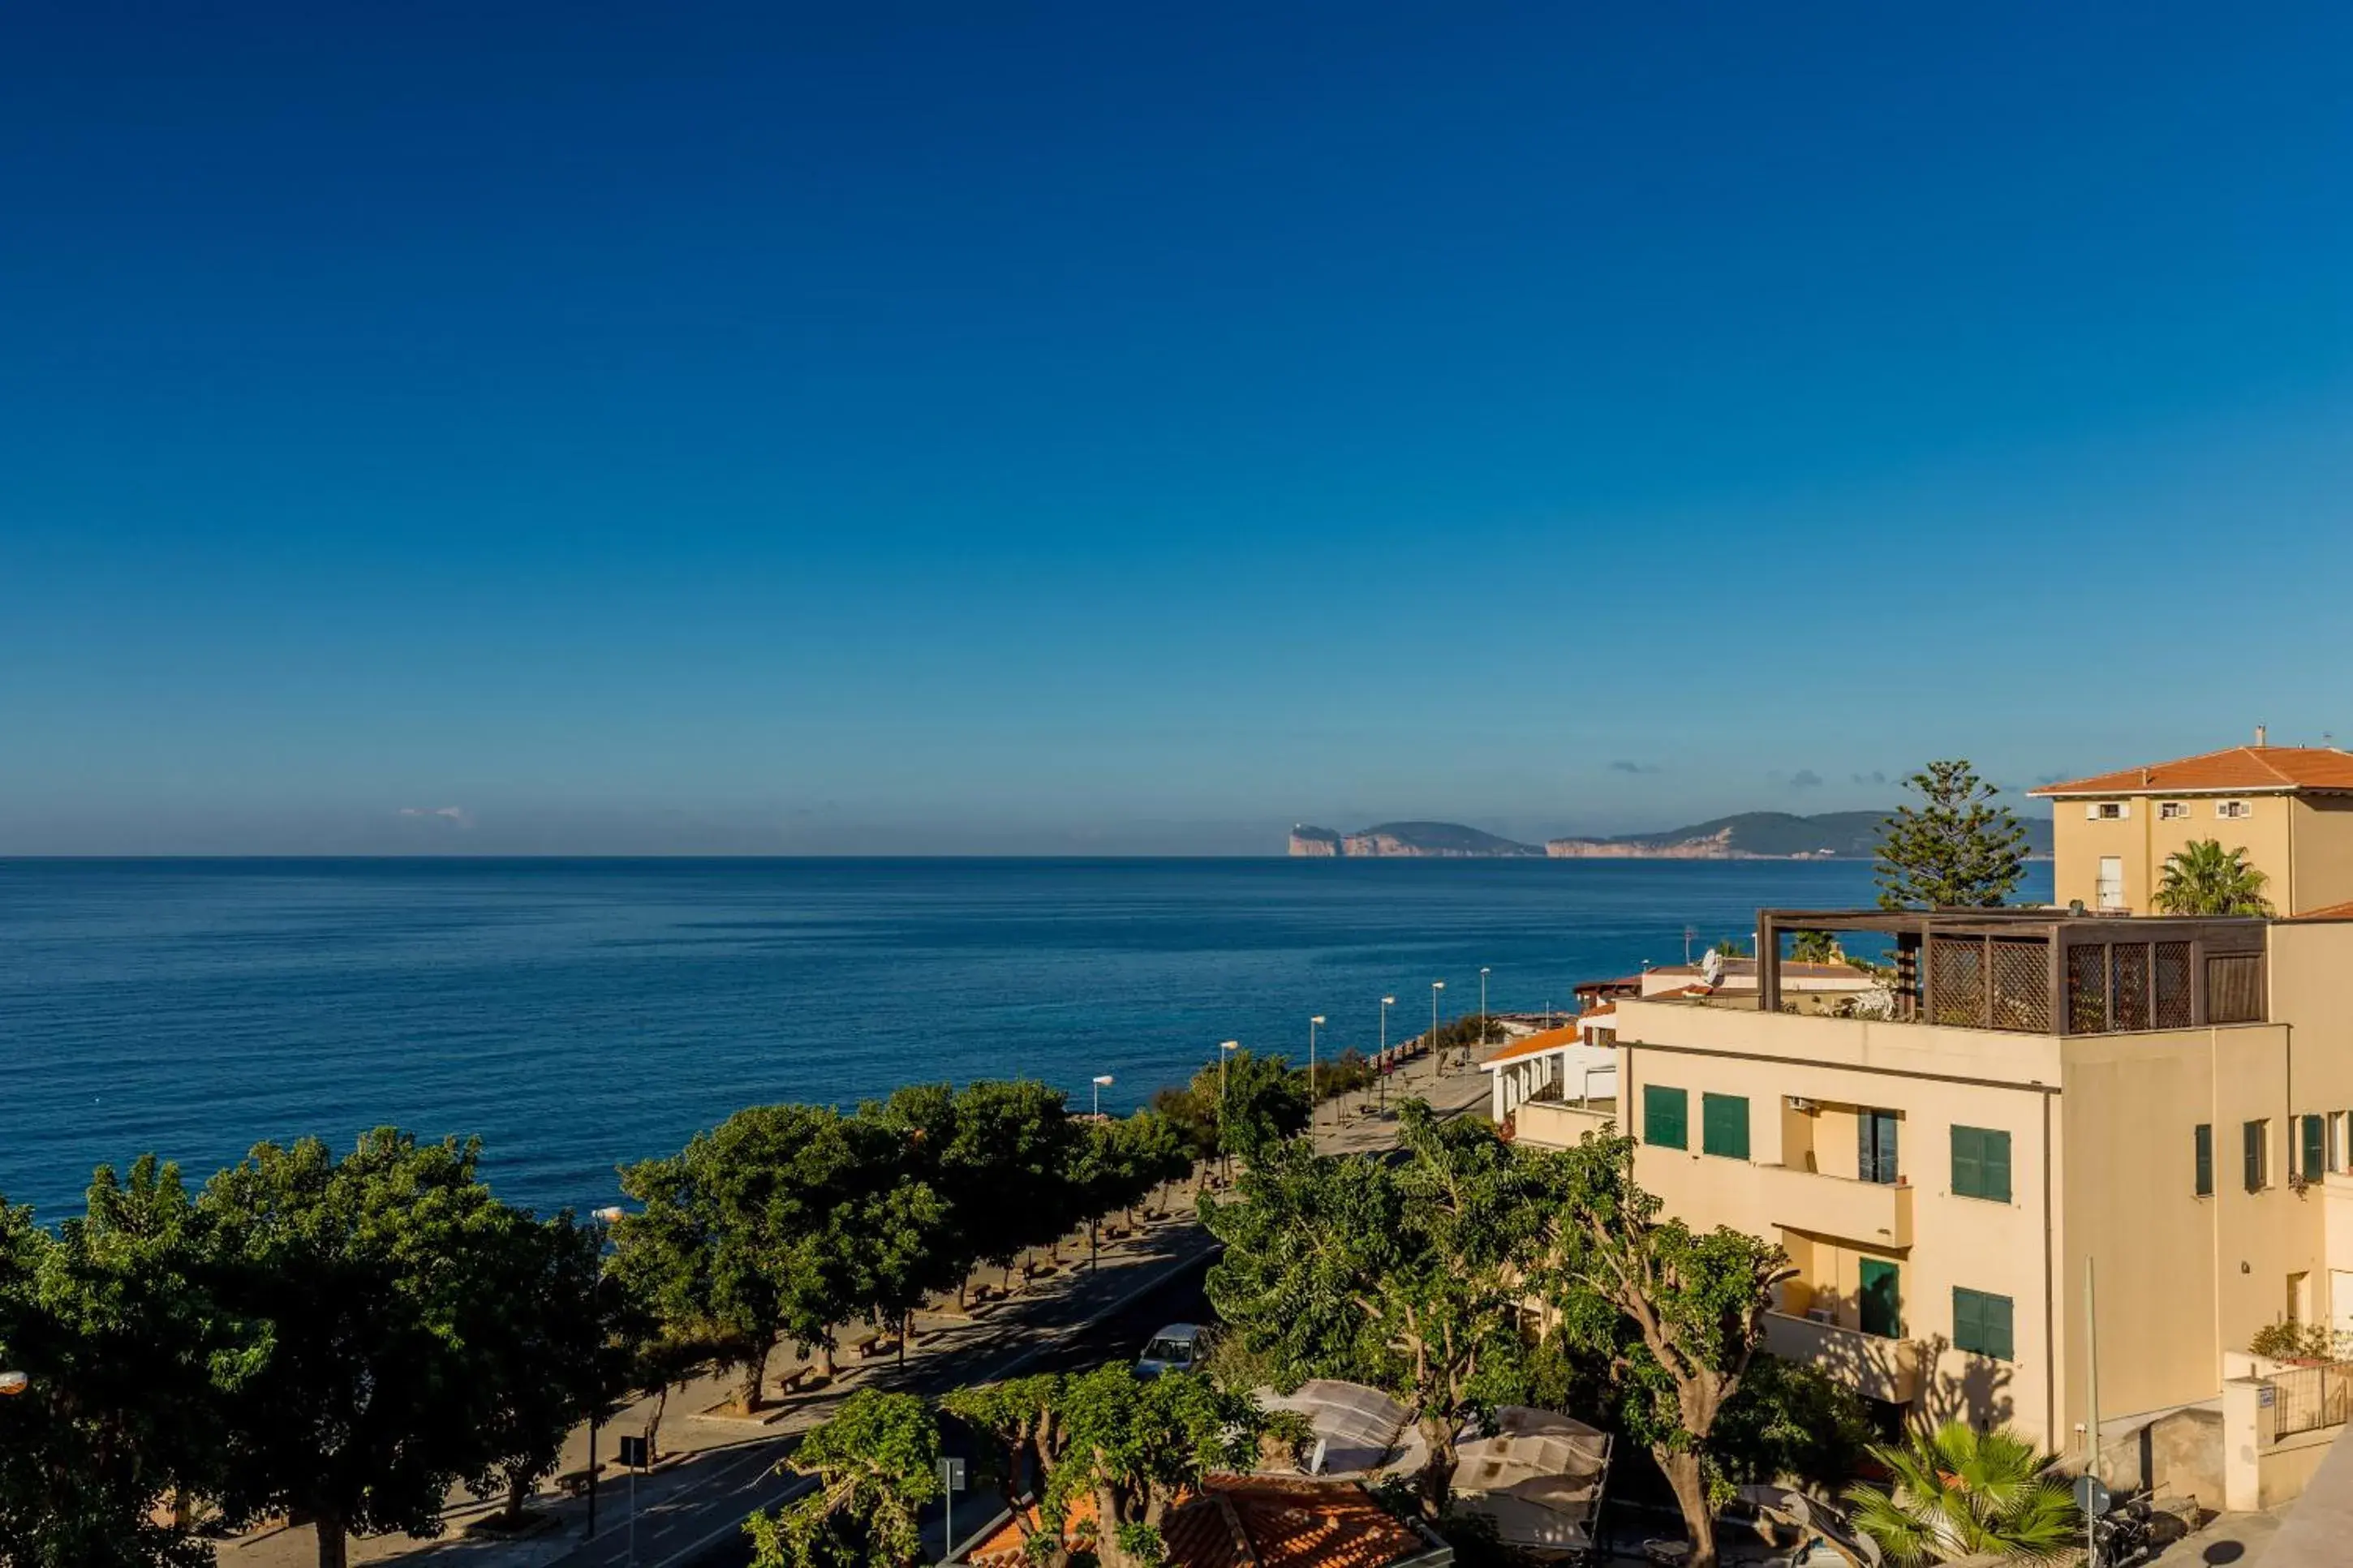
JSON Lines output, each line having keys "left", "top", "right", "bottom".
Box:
{"left": 1546, "top": 810, "right": 2054, "bottom": 860}
{"left": 1288, "top": 821, "right": 1544, "bottom": 858}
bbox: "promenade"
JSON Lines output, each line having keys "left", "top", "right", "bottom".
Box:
{"left": 214, "top": 1048, "right": 1497, "bottom": 1568}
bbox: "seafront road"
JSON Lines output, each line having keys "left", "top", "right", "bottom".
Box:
{"left": 213, "top": 1050, "right": 1497, "bottom": 1568}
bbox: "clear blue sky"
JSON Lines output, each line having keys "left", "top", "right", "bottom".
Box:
{"left": 5, "top": 3, "right": 2349, "bottom": 853}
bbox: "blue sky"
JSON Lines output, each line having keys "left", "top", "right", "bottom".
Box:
{"left": 4, "top": 3, "right": 2350, "bottom": 853}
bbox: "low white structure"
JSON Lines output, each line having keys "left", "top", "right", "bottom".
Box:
{"left": 1480, "top": 1025, "right": 1618, "bottom": 1123}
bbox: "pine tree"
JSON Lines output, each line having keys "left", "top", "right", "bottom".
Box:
{"left": 1875, "top": 760, "right": 2027, "bottom": 910}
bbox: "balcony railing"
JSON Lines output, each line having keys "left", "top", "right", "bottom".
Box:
{"left": 1761, "top": 1310, "right": 1925, "bottom": 1404}
{"left": 1505, "top": 1099, "right": 1615, "bottom": 1150}
{"left": 1753, "top": 909, "right": 2269, "bottom": 1036}
{"left": 1756, "top": 1164, "right": 1912, "bottom": 1248}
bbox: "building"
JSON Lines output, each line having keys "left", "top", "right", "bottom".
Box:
{"left": 1511, "top": 743, "right": 2353, "bottom": 1502}
{"left": 2031, "top": 738, "right": 2353, "bottom": 916}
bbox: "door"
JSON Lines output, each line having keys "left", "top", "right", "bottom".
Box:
{"left": 2097, "top": 856, "right": 2125, "bottom": 910}
{"left": 1860, "top": 1260, "right": 1902, "bottom": 1338}
{"left": 1857, "top": 1109, "right": 1899, "bottom": 1184}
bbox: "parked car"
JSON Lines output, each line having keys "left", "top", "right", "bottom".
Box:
{"left": 1136, "top": 1323, "right": 1207, "bottom": 1377}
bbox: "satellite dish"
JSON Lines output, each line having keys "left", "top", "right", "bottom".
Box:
{"left": 1701, "top": 948, "right": 1726, "bottom": 987}
{"left": 2072, "top": 1474, "right": 2112, "bottom": 1518}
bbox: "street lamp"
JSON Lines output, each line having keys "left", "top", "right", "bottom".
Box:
{"left": 1431, "top": 980, "right": 1446, "bottom": 1072}
{"left": 1379, "top": 997, "right": 1396, "bottom": 1110}
{"left": 1219, "top": 1040, "right": 1240, "bottom": 1179}
{"left": 1480, "top": 967, "right": 1492, "bottom": 1055}
{"left": 1091, "top": 1073, "right": 1114, "bottom": 1118}
{"left": 1308, "top": 1016, "right": 1325, "bottom": 1122}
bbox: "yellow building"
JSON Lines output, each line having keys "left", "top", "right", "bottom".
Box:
{"left": 2031, "top": 740, "right": 2353, "bottom": 917}
{"left": 1512, "top": 744, "right": 2353, "bottom": 1497}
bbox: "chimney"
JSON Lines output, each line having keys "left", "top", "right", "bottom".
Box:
{"left": 2256, "top": 724, "right": 2269, "bottom": 747}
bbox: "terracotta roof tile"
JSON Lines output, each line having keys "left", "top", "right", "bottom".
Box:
{"left": 1479, "top": 1025, "right": 1585, "bottom": 1066}
{"left": 2286, "top": 900, "right": 2353, "bottom": 923}
{"left": 2031, "top": 747, "right": 2353, "bottom": 797}
{"left": 968, "top": 1479, "right": 1434, "bottom": 1568}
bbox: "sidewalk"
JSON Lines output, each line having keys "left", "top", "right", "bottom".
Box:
{"left": 213, "top": 1057, "right": 1497, "bottom": 1568}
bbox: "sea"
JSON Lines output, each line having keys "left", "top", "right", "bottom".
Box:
{"left": 0, "top": 857, "right": 2051, "bottom": 1223}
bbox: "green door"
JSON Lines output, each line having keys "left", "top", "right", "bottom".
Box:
{"left": 1860, "top": 1260, "right": 1901, "bottom": 1338}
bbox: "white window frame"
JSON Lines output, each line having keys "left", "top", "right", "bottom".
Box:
{"left": 2217, "top": 800, "right": 2252, "bottom": 819}
{"left": 2159, "top": 801, "right": 2189, "bottom": 820}
{"left": 2088, "top": 801, "right": 2130, "bottom": 821}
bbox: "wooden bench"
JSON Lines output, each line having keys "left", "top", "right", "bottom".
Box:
{"left": 553, "top": 1466, "right": 601, "bottom": 1499}
{"left": 853, "top": 1332, "right": 899, "bottom": 1360}
{"left": 776, "top": 1366, "right": 824, "bottom": 1395}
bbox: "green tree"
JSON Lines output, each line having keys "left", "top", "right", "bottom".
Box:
{"left": 1704, "top": 1355, "right": 1874, "bottom": 1497}
{"left": 0, "top": 1174, "right": 239, "bottom": 1568}
{"left": 2154, "top": 839, "right": 2274, "bottom": 916}
{"left": 940, "top": 1372, "right": 1070, "bottom": 1560}
{"left": 1202, "top": 1102, "right": 1539, "bottom": 1517}
{"left": 1875, "top": 760, "right": 2028, "bottom": 910}
{"left": 1198, "top": 1049, "right": 1310, "bottom": 1166}
{"left": 946, "top": 1368, "right": 1259, "bottom": 1568}
{"left": 201, "top": 1129, "right": 520, "bottom": 1568}
{"left": 1710, "top": 936, "right": 1753, "bottom": 960}
{"left": 613, "top": 1102, "right": 873, "bottom": 1409}
{"left": 1787, "top": 930, "right": 1843, "bottom": 965}
{"left": 1844, "top": 1421, "right": 2080, "bottom": 1566}
{"left": 746, "top": 1388, "right": 940, "bottom": 1568}
{"left": 1527, "top": 1135, "right": 1792, "bottom": 1568}
{"left": 468, "top": 1210, "right": 637, "bottom": 1527}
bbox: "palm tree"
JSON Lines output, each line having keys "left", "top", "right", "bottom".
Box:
{"left": 1845, "top": 1421, "right": 2080, "bottom": 1566}
{"left": 2153, "top": 840, "right": 2273, "bottom": 917}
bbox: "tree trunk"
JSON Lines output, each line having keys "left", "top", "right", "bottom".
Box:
{"left": 504, "top": 1471, "right": 530, "bottom": 1525}
{"left": 1094, "top": 1484, "right": 1148, "bottom": 1568}
{"left": 738, "top": 1337, "right": 772, "bottom": 1413}
{"left": 314, "top": 1514, "right": 347, "bottom": 1568}
{"left": 644, "top": 1385, "right": 670, "bottom": 1461}
{"left": 1414, "top": 1417, "right": 1458, "bottom": 1520}
{"left": 1657, "top": 1446, "right": 1717, "bottom": 1568}
{"left": 817, "top": 1338, "right": 837, "bottom": 1379}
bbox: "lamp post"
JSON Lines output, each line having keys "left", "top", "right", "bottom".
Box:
{"left": 1218, "top": 1040, "right": 1239, "bottom": 1179}
{"left": 1308, "top": 1016, "right": 1325, "bottom": 1123}
{"left": 1430, "top": 980, "right": 1446, "bottom": 1072}
{"left": 585, "top": 1205, "right": 626, "bottom": 1537}
{"left": 1379, "top": 997, "right": 1396, "bottom": 1110}
{"left": 1091, "top": 1073, "right": 1114, "bottom": 1119}
{"left": 1479, "top": 967, "right": 1491, "bottom": 1056}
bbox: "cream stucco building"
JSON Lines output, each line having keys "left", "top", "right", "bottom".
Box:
{"left": 1512, "top": 742, "right": 2353, "bottom": 1484}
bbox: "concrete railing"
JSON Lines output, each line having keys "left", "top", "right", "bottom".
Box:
{"left": 1760, "top": 1311, "right": 1925, "bottom": 1403}
{"left": 1754, "top": 1163, "right": 1913, "bottom": 1248}
{"left": 1508, "top": 1099, "right": 1615, "bottom": 1149}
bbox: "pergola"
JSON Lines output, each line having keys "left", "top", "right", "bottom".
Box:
{"left": 1753, "top": 908, "right": 2269, "bottom": 1035}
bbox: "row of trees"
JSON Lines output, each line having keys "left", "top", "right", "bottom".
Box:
{"left": 0, "top": 1051, "right": 1331, "bottom": 1568}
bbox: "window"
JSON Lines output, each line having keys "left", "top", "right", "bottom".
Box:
{"left": 1858, "top": 1109, "right": 1899, "bottom": 1184}
{"left": 2088, "top": 801, "right": 2128, "bottom": 821}
{"left": 1643, "top": 1085, "right": 1688, "bottom": 1149}
{"left": 2195, "top": 1123, "right": 2213, "bottom": 1197}
{"left": 1859, "top": 1260, "right": 1901, "bottom": 1338}
{"left": 1953, "top": 1287, "right": 2015, "bottom": 1360}
{"left": 2218, "top": 800, "right": 2252, "bottom": 819}
{"left": 2160, "top": 801, "right": 2189, "bottom": 820}
{"left": 2246, "top": 1119, "right": 2271, "bottom": 1192}
{"left": 1701, "top": 1093, "right": 1750, "bottom": 1160}
{"left": 2300, "top": 1115, "right": 2326, "bottom": 1182}
{"left": 1951, "top": 1125, "right": 2013, "bottom": 1203}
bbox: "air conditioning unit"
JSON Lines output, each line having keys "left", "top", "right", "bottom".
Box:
{"left": 1786, "top": 1096, "right": 1816, "bottom": 1112}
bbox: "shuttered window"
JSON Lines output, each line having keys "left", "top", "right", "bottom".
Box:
{"left": 1643, "top": 1085, "right": 1688, "bottom": 1149}
{"left": 2300, "top": 1115, "right": 2326, "bottom": 1181}
{"left": 1701, "top": 1093, "right": 1750, "bottom": 1160}
{"left": 2245, "top": 1119, "right": 2270, "bottom": 1192}
{"left": 1951, "top": 1125, "right": 2012, "bottom": 1203}
{"left": 1953, "top": 1287, "right": 2015, "bottom": 1361}
{"left": 2194, "top": 1123, "right": 2213, "bottom": 1197}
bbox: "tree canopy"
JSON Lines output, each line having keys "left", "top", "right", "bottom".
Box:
{"left": 1875, "top": 760, "right": 2028, "bottom": 910}
{"left": 2154, "top": 839, "right": 2274, "bottom": 916}
{"left": 748, "top": 1388, "right": 941, "bottom": 1568}
{"left": 1845, "top": 1421, "right": 2080, "bottom": 1566}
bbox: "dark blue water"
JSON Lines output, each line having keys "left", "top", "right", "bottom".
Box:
{"left": 0, "top": 857, "right": 2047, "bottom": 1222}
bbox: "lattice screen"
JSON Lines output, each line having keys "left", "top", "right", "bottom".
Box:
{"left": 1988, "top": 939, "right": 2050, "bottom": 1031}
{"left": 2112, "top": 943, "right": 2153, "bottom": 1031}
{"left": 1929, "top": 936, "right": 1988, "bottom": 1028}
{"left": 2154, "top": 943, "right": 2193, "bottom": 1029}
{"left": 2067, "top": 945, "right": 2110, "bottom": 1033}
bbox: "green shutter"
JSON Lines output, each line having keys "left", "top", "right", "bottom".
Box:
{"left": 2195, "top": 1123, "right": 2213, "bottom": 1197}
{"left": 1951, "top": 1126, "right": 2012, "bottom": 1202}
{"left": 1644, "top": 1085, "right": 1688, "bottom": 1149}
{"left": 2246, "top": 1120, "right": 2267, "bottom": 1191}
{"left": 1859, "top": 1260, "right": 1901, "bottom": 1338}
{"left": 2303, "top": 1115, "right": 2326, "bottom": 1181}
{"left": 1955, "top": 1287, "right": 2015, "bottom": 1361}
{"left": 1701, "top": 1093, "right": 1750, "bottom": 1159}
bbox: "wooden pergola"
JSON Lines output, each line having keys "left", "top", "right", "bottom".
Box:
{"left": 1753, "top": 908, "right": 2269, "bottom": 1036}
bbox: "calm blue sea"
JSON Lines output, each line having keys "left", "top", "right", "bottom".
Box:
{"left": 0, "top": 857, "right": 2050, "bottom": 1222}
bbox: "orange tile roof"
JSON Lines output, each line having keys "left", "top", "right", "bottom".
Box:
{"left": 1479, "top": 1025, "right": 1585, "bottom": 1066}
{"left": 2286, "top": 900, "right": 2353, "bottom": 923}
{"left": 2031, "top": 747, "right": 2353, "bottom": 797}
{"left": 966, "top": 1477, "right": 1435, "bottom": 1568}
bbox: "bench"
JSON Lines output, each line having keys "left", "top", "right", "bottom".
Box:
{"left": 554, "top": 1466, "right": 601, "bottom": 1499}
{"left": 777, "top": 1366, "right": 824, "bottom": 1395}
{"left": 854, "top": 1333, "right": 899, "bottom": 1360}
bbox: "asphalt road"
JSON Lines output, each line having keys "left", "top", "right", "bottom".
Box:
{"left": 566, "top": 1234, "right": 1220, "bottom": 1568}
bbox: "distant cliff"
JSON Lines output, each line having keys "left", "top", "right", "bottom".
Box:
{"left": 1289, "top": 821, "right": 1544, "bottom": 858}
{"left": 1545, "top": 810, "right": 2054, "bottom": 860}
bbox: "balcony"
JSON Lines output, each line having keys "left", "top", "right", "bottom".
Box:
{"left": 1761, "top": 1311, "right": 1925, "bottom": 1404}
{"left": 1506, "top": 1098, "right": 1615, "bottom": 1150}
{"left": 1757, "top": 1164, "right": 1912, "bottom": 1248}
